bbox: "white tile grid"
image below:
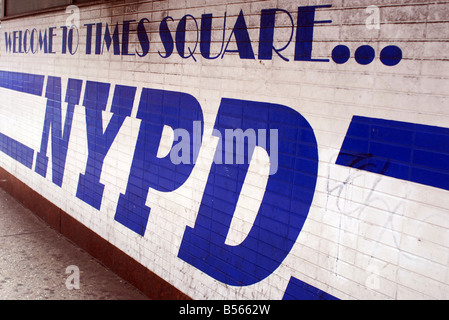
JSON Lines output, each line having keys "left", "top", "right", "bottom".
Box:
{"left": 0, "top": 0, "right": 449, "bottom": 300}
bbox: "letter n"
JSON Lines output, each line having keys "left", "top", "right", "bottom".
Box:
{"left": 35, "top": 77, "right": 83, "bottom": 187}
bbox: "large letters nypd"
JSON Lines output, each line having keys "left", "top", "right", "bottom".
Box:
{"left": 4, "top": 63, "right": 449, "bottom": 289}
{"left": 3, "top": 1, "right": 449, "bottom": 300}
{"left": 0, "top": 70, "right": 318, "bottom": 287}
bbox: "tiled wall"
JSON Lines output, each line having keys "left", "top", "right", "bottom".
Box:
{"left": 1, "top": 0, "right": 449, "bottom": 299}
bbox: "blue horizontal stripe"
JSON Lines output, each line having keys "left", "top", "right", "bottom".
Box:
{"left": 336, "top": 116, "right": 449, "bottom": 191}
{"left": 0, "top": 70, "right": 45, "bottom": 96}
{"left": 0, "top": 132, "right": 34, "bottom": 169}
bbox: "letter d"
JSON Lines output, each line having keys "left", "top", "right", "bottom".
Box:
{"left": 178, "top": 98, "right": 319, "bottom": 286}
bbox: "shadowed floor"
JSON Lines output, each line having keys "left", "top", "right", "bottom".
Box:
{"left": 0, "top": 187, "right": 149, "bottom": 300}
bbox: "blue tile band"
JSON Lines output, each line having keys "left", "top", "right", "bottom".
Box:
{"left": 0, "top": 71, "right": 45, "bottom": 168}
{"left": 336, "top": 116, "right": 449, "bottom": 191}
{"left": 0, "top": 70, "right": 44, "bottom": 96}
{"left": 0, "top": 132, "right": 34, "bottom": 169}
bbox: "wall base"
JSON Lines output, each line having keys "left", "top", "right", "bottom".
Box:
{"left": 0, "top": 166, "right": 191, "bottom": 300}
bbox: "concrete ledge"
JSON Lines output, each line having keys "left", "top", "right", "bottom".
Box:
{"left": 0, "top": 166, "right": 191, "bottom": 300}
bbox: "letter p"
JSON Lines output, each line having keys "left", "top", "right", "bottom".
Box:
{"left": 114, "top": 88, "right": 204, "bottom": 236}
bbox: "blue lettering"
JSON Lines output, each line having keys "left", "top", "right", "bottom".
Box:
{"left": 23, "top": 29, "right": 31, "bottom": 53}
{"left": 15, "top": 31, "right": 24, "bottom": 53}
{"left": 38, "top": 29, "right": 48, "bottom": 54}
{"left": 35, "top": 77, "right": 83, "bottom": 187}
{"left": 84, "top": 23, "right": 95, "bottom": 54}
{"left": 4, "top": 32, "right": 12, "bottom": 53}
{"left": 76, "top": 82, "right": 135, "bottom": 210}
{"left": 283, "top": 277, "right": 339, "bottom": 300}
{"left": 222, "top": 10, "right": 255, "bottom": 60}
{"left": 176, "top": 15, "right": 198, "bottom": 61}
{"left": 61, "top": 26, "right": 68, "bottom": 54}
{"left": 95, "top": 23, "right": 102, "bottom": 55}
{"left": 13, "top": 31, "right": 19, "bottom": 53}
{"left": 258, "top": 9, "right": 294, "bottom": 61}
{"left": 200, "top": 13, "right": 226, "bottom": 59}
{"left": 68, "top": 27, "right": 79, "bottom": 55}
{"left": 122, "top": 20, "right": 136, "bottom": 56}
{"left": 30, "top": 29, "right": 38, "bottom": 54}
{"left": 159, "top": 17, "right": 174, "bottom": 58}
{"left": 294, "top": 5, "right": 332, "bottom": 62}
{"left": 136, "top": 18, "right": 150, "bottom": 57}
{"left": 102, "top": 23, "right": 121, "bottom": 55}
{"left": 178, "top": 98, "right": 319, "bottom": 286}
{"left": 48, "top": 27, "right": 57, "bottom": 54}
{"left": 114, "top": 88, "right": 204, "bottom": 236}
{"left": 61, "top": 26, "right": 79, "bottom": 55}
